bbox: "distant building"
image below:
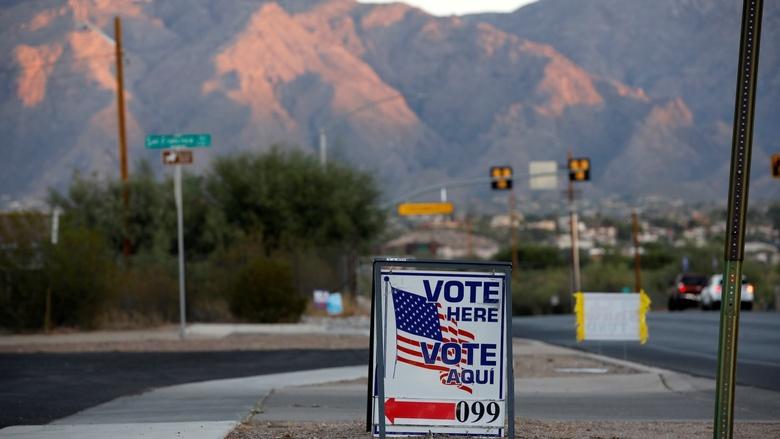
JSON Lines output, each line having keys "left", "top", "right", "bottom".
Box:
{"left": 382, "top": 229, "right": 500, "bottom": 260}
{"left": 744, "top": 241, "right": 780, "bottom": 265}
{"left": 489, "top": 213, "right": 523, "bottom": 229}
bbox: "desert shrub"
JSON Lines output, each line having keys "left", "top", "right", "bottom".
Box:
{"left": 0, "top": 227, "right": 114, "bottom": 331}
{"left": 0, "top": 246, "right": 46, "bottom": 331}
{"left": 100, "top": 255, "right": 178, "bottom": 328}
{"left": 46, "top": 228, "right": 114, "bottom": 329}
{"left": 228, "top": 257, "right": 305, "bottom": 323}
{"left": 512, "top": 268, "right": 571, "bottom": 315}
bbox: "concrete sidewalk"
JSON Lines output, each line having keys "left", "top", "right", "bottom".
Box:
{"left": 252, "top": 340, "right": 780, "bottom": 424}
{"left": 3, "top": 338, "right": 779, "bottom": 438}
{"left": 0, "top": 366, "right": 368, "bottom": 439}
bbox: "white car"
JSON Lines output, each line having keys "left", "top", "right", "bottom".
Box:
{"left": 700, "top": 274, "right": 754, "bottom": 311}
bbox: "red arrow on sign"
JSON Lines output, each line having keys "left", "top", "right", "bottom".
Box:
{"left": 384, "top": 398, "right": 455, "bottom": 424}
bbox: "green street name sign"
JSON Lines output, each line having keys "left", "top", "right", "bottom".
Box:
{"left": 145, "top": 133, "right": 211, "bottom": 149}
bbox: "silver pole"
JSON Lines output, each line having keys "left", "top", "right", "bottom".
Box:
{"left": 51, "top": 208, "right": 62, "bottom": 245}
{"left": 319, "top": 128, "right": 327, "bottom": 167}
{"left": 175, "top": 162, "right": 187, "bottom": 339}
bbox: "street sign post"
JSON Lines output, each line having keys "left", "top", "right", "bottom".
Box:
{"left": 368, "top": 258, "right": 513, "bottom": 438}
{"left": 146, "top": 132, "right": 211, "bottom": 340}
{"left": 714, "top": 1, "right": 764, "bottom": 438}
{"left": 145, "top": 133, "right": 211, "bottom": 149}
{"left": 397, "top": 202, "right": 454, "bottom": 216}
{"left": 162, "top": 149, "right": 193, "bottom": 165}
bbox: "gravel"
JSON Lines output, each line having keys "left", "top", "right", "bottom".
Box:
{"left": 227, "top": 419, "right": 780, "bottom": 438}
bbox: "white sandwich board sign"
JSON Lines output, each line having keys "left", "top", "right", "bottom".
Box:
{"left": 574, "top": 292, "right": 650, "bottom": 343}
{"left": 368, "top": 258, "right": 514, "bottom": 438}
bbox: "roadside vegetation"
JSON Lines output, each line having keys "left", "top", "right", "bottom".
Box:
{"left": 499, "top": 240, "right": 779, "bottom": 315}
{"left": 0, "top": 148, "right": 383, "bottom": 331}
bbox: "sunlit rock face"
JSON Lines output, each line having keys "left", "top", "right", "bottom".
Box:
{"left": 1, "top": 0, "right": 778, "bottom": 204}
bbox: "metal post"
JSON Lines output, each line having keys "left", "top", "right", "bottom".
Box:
{"left": 376, "top": 274, "right": 387, "bottom": 438}
{"left": 319, "top": 128, "right": 327, "bottom": 167}
{"left": 632, "top": 210, "right": 642, "bottom": 293}
{"left": 366, "top": 261, "right": 378, "bottom": 432}
{"left": 504, "top": 268, "right": 515, "bottom": 438}
{"left": 174, "top": 163, "right": 187, "bottom": 339}
{"left": 44, "top": 208, "right": 62, "bottom": 333}
{"left": 714, "top": 1, "right": 763, "bottom": 437}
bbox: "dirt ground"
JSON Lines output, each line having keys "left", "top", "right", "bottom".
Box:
{"left": 0, "top": 333, "right": 371, "bottom": 353}
{"left": 227, "top": 419, "right": 780, "bottom": 439}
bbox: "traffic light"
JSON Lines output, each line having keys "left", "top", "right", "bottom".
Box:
{"left": 568, "top": 158, "right": 591, "bottom": 182}
{"left": 772, "top": 154, "right": 780, "bottom": 179}
{"left": 490, "top": 166, "right": 513, "bottom": 190}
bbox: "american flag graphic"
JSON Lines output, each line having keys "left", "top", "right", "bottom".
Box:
{"left": 391, "top": 287, "right": 475, "bottom": 394}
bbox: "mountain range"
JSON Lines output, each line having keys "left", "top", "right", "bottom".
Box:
{"left": 1, "top": 0, "right": 778, "bottom": 208}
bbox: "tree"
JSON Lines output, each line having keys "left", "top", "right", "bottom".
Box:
{"left": 205, "top": 148, "right": 384, "bottom": 253}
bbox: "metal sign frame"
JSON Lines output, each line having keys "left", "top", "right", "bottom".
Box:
{"left": 367, "top": 257, "right": 514, "bottom": 438}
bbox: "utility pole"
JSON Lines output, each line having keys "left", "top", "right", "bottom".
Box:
{"left": 509, "top": 190, "right": 519, "bottom": 270}
{"left": 567, "top": 151, "right": 581, "bottom": 293}
{"left": 632, "top": 209, "right": 642, "bottom": 293}
{"left": 114, "top": 16, "right": 131, "bottom": 257}
{"left": 714, "top": 0, "right": 764, "bottom": 437}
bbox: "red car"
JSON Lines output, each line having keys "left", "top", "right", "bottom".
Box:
{"left": 667, "top": 273, "right": 708, "bottom": 311}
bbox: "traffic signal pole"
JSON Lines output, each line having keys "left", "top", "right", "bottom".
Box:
{"left": 714, "top": 1, "right": 763, "bottom": 438}
{"left": 567, "top": 151, "right": 581, "bottom": 294}
{"left": 509, "top": 190, "right": 519, "bottom": 269}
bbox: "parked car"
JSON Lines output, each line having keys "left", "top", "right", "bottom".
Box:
{"left": 667, "top": 273, "right": 708, "bottom": 311}
{"left": 700, "top": 274, "right": 754, "bottom": 311}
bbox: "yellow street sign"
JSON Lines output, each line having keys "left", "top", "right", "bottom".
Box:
{"left": 772, "top": 154, "right": 780, "bottom": 178}
{"left": 397, "top": 202, "right": 454, "bottom": 216}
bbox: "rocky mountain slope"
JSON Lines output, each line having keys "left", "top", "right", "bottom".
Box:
{"left": 1, "top": 0, "right": 777, "bottom": 207}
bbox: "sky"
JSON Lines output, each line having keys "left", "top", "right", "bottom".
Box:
{"left": 358, "top": 0, "right": 538, "bottom": 16}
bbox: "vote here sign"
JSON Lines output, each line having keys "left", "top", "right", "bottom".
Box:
{"left": 370, "top": 262, "right": 512, "bottom": 437}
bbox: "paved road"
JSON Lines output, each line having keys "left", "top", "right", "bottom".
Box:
{"left": 513, "top": 311, "right": 780, "bottom": 391}
{"left": 0, "top": 348, "right": 367, "bottom": 428}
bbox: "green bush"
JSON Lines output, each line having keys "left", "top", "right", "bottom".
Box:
{"left": 0, "top": 248, "right": 46, "bottom": 331}
{"left": 0, "top": 227, "right": 113, "bottom": 331}
{"left": 46, "top": 228, "right": 113, "bottom": 329}
{"left": 100, "top": 255, "right": 179, "bottom": 328}
{"left": 512, "top": 268, "right": 571, "bottom": 315}
{"left": 228, "top": 257, "right": 305, "bottom": 323}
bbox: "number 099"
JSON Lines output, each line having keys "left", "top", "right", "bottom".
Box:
{"left": 455, "top": 401, "right": 500, "bottom": 423}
